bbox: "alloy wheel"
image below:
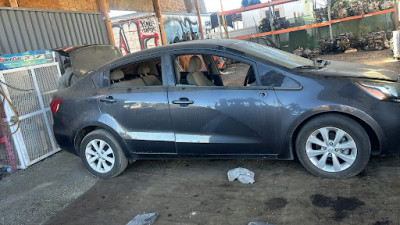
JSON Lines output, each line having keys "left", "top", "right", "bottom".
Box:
{"left": 85, "top": 139, "right": 115, "bottom": 173}
{"left": 305, "top": 126, "right": 357, "bottom": 172}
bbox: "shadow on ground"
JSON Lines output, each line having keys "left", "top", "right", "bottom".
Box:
{"left": 45, "top": 155, "right": 400, "bottom": 225}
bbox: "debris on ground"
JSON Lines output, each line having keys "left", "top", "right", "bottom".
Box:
{"left": 316, "top": 31, "right": 391, "bottom": 55}
{"left": 293, "top": 47, "right": 319, "bottom": 58}
{"left": 248, "top": 222, "right": 275, "bottom": 225}
{"left": 362, "top": 31, "right": 391, "bottom": 50}
{"left": 126, "top": 212, "right": 158, "bottom": 225}
{"left": 227, "top": 168, "right": 255, "bottom": 184}
{"left": 344, "top": 49, "right": 357, "bottom": 53}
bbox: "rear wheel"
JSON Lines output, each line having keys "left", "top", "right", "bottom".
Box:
{"left": 295, "top": 114, "right": 370, "bottom": 179}
{"left": 80, "top": 129, "right": 128, "bottom": 178}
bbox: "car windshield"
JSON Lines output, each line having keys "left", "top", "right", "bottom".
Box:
{"left": 229, "top": 41, "right": 314, "bottom": 69}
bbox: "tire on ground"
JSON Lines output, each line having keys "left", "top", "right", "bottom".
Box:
{"left": 295, "top": 114, "right": 371, "bottom": 179}
{"left": 80, "top": 129, "right": 128, "bottom": 179}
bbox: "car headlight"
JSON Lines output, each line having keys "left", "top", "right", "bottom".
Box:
{"left": 355, "top": 80, "right": 400, "bottom": 102}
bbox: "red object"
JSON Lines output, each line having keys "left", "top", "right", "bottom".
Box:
{"left": 0, "top": 97, "right": 17, "bottom": 172}
{"left": 218, "top": 0, "right": 298, "bottom": 16}
{"left": 234, "top": 8, "right": 395, "bottom": 40}
{"left": 213, "top": 56, "right": 226, "bottom": 70}
{"left": 50, "top": 98, "right": 62, "bottom": 114}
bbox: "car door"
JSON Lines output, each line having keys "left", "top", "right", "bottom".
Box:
{"left": 167, "top": 50, "right": 280, "bottom": 156}
{"left": 97, "top": 54, "right": 176, "bottom": 154}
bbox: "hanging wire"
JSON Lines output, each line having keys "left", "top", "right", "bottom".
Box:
{"left": 0, "top": 85, "right": 21, "bottom": 134}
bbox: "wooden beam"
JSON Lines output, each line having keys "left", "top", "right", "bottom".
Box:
{"left": 9, "top": 0, "right": 18, "bottom": 7}
{"left": 98, "top": 0, "right": 115, "bottom": 45}
{"left": 153, "top": 0, "right": 167, "bottom": 45}
{"left": 195, "top": 0, "right": 204, "bottom": 39}
{"left": 220, "top": 0, "right": 228, "bottom": 38}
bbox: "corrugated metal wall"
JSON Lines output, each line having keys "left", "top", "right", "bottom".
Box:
{"left": 0, "top": 7, "right": 110, "bottom": 56}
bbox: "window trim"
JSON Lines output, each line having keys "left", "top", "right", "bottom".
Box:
{"left": 168, "top": 49, "right": 260, "bottom": 88}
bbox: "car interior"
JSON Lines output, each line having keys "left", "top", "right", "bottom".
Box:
{"left": 109, "top": 58, "right": 162, "bottom": 87}
{"left": 174, "top": 54, "right": 257, "bottom": 87}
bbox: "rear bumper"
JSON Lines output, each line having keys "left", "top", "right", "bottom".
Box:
{"left": 53, "top": 114, "right": 78, "bottom": 156}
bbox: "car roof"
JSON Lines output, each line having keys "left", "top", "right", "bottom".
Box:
{"left": 129, "top": 39, "right": 242, "bottom": 56}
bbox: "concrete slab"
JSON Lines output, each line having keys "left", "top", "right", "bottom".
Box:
{"left": 45, "top": 156, "right": 400, "bottom": 225}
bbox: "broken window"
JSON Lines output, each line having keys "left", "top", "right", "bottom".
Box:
{"left": 173, "top": 54, "right": 256, "bottom": 87}
{"left": 109, "top": 57, "right": 162, "bottom": 87}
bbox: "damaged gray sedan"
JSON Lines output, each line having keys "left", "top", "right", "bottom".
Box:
{"left": 51, "top": 39, "right": 400, "bottom": 179}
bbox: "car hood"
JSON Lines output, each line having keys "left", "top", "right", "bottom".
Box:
{"left": 54, "top": 45, "right": 122, "bottom": 77}
{"left": 309, "top": 61, "right": 399, "bottom": 82}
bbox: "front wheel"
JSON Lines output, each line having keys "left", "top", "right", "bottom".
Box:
{"left": 80, "top": 129, "right": 128, "bottom": 178}
{"left": 295, "top": 114, "right": 371, "bottom": 179}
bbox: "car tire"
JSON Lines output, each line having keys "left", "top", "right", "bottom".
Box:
{"left": 80, "top": 129, "right": 128, "bottom": 179}
{"left": 295, "top": 114, "right": 370, "bottom": 179}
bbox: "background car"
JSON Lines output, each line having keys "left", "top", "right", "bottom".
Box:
{"left": 51, "top": 39, "right": 400, "bottom": 179}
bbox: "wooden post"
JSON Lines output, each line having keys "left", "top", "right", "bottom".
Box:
{"left": 219, "top": 0, "right": 228, "bottom": 38}
{"left": 327, "top": 0, "right": 333, "bottom": 40}
{"left": 268, "top": 4, "right": 276, "bottom": 44}
{"left": 394, "top": 0, "right": 399, "bottom": 29}
{"left": 98, "top": 0, "right": 115, "bottom": 45}
{"left": 217, "top": 12, "right": 223, "bottom": 39}
{"left": 153, "top": 0, "right": 167, "bottom": 45}
{"left": 9, "top": 0, "right": 18, "bottom": 7}
{"left": 195, "top": 0, "right": 204, "bottom": 39}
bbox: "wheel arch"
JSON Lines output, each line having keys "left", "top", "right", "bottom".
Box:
{"left": 289, "top": 111, "right": 382, "bottom": 160}
{"left": 74, "top": 123, "right": 131, "bottom": 158}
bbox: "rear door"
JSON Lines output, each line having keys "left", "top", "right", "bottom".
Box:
{"left": 167, "top": 50, "right": 280, "bottom": 156}
{"left": 97, "top": 54, "right": 176, "bottom": 154}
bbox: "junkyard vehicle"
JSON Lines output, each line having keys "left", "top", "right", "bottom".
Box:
{"left": 52, "top": 39, "right": 400, "bottom": 179}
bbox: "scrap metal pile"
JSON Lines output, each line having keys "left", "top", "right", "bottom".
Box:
{"left": 258, "top": 17, "right": 290, "bottom": 32}
{"left": 294, "top": 31, "right": 392, "bottom": 58}
{"left": 314, "top": 0, "right": 394, "bottom": 21}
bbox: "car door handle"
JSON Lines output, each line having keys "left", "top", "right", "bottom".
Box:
{"left": 100, "top": 96, "right": 117, "bottom": 103}
{"left": 172, "top": 98, "right": 194, "bottom": 105}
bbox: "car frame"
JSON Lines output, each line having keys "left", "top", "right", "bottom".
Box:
{"left": 52, "top": 39, "right": 400, "bottom": 179}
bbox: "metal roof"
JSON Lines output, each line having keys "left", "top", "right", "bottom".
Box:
{"left": 0, "top": 7, "right": 110, "bottom": 56}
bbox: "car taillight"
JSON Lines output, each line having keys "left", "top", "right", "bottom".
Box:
{"left": 50, "top": 98, "right": 62, "bottom": 114}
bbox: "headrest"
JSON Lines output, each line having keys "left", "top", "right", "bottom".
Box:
{"left": 188, "top": 56, "right": 202, "bottom": 72}
{"left": 110, "top": 69, "right": 124, "bottom": 81}
{"left": 138, "top": 64, "right": 151, "bottom": 74}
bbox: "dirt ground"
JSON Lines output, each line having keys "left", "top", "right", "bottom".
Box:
{"left": 2, "top": 49, "right": 400, "bottom": 225}
{"left": 45, "top": 156, "right": 400, "bottom": 225}
{"left": 319, "top": 49, "right": 400, "bottom": 73}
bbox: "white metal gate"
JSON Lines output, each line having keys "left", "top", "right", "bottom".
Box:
{"left": 0, "top": 62, "right": 61, "bottom": 169}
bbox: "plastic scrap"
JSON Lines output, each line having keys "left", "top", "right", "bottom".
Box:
{"left": 126, "top": 212, "right": 158, "bottom": 225}
{"left": 248, "top": 222, "right": 275, "bottom": 225}
{"left": 227, "top": 168, "right": 255, "bottom": 184}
